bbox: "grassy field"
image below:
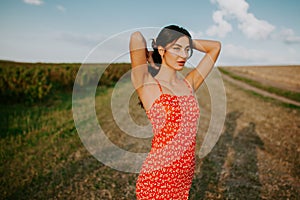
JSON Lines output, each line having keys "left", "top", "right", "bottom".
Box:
{"left": 219, "top": 65, "right": 300, "bottom": 100}
{"left": 218, "top": 66, "right": 300, "bottom": 103}
{"left": 1, "top": 63, "right": 299, "bottom": 199}
{"left": 220, "top": 65, "right": 300, "bottom": 93}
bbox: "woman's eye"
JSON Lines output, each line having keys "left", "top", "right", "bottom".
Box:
{"left": 173, "top": 47, "right": 180, "bottom": 50}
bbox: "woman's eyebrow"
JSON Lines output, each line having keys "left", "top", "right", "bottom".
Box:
{"left": 173, "top": 43, "right": 190, "bottom": 48}
{"left": 173, "top": 43, "right": 182, "bottom": 47}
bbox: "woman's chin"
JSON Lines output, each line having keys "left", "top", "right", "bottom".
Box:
{"left": 175, "top": 65, "right": 184, "bottom": 71}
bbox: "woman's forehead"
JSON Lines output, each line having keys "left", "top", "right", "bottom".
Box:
{"left": 174, "top": 36, "right": 190, "bottom": 46}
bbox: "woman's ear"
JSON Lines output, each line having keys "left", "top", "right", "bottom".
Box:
{"left": 158, "top": 46, "right": 165, "bottom": 58}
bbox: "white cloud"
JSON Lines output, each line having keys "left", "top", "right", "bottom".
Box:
{"left": 56, "top": 5, "right": 66, "bottom": 12}
{"left": 190, "top": 30, "right": 204, "bottom": 39}
{"left": 222, "top": 43, "right": 270, "bottom": 64}
{"left": 208, "top": 0, "right": 275, "bottom": 40}
{"left": 23, "top": 0, "right": 43, "bottom": 5}
{"left": 188, "top": 43, "right": 271, "bottom": 66}
{"left": 219, "top": 43, "right": 300, "bottom": 65}
{"left": 237, "top": 13, "right": 275, "bottom": 40}
{"left": 206, "top": 10, "right": 232, "bottom": 38}
{"left": 280, "top": 28, "right": 300, "bottom": 44}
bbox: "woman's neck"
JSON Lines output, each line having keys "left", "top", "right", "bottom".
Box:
{"left": 155, "top": 63, "right": 179, "bottom": 84}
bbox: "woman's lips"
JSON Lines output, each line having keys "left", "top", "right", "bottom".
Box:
{"left": 177, "top": 61, "right": 185, "bottom": 66}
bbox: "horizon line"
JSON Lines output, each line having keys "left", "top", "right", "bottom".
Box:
{"left": 1, "top": 59, "right": 300, "bottom": 67}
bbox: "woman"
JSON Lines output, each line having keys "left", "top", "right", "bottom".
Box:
{"left": 129, "top": 25, "right": 221, "bottom": 199}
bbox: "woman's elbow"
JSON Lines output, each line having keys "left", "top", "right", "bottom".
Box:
{"left": 215, "top": 41, "right": 221, "bottom": 51}
{"left": 213, "top": 41, "right": 221, "bottom": 55}
{"left": 130, "top": 31, "right": 144, "bottom": 42}
{"left": 209, "top": 41, "right": 221, "bottom": 61}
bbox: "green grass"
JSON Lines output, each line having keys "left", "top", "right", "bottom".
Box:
{"left": 0, "top": 84, "right": 140, "bottom": 199}
{"left": 0, "top": 60, "right": 134, "bottom": 198}
{"left": 218, "top": 67, "right": 300, "bottom": 102}
{"left": 247, "top": 89, "right": 300, "bottom": 109}
{"left": 0, "top": 87, "right": 107, "bottom": 198}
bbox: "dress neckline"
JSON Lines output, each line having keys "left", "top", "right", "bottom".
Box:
{"left": 145, "top": 77, "right": 195, "bottom": 114}
{"left": 153, "top": 77, "right": 193, "bottom": 96}
{"left": 145, "top": 93, "right": 194, "bottom": 114}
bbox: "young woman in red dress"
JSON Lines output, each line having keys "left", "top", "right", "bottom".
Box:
{"left": 129, "top": 25, "right": 221, "bottom": 199}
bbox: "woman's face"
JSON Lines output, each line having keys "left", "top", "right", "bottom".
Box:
{"left": 161, "top": 36, "right": 191, "bottom": 71}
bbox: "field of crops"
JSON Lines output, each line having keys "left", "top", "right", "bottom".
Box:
{"left": 0, "top": 60, "right": 131, "bottom": 104}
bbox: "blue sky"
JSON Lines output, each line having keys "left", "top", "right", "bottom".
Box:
{"left": 0, "top": 0, "right": 300, "bottom": 66}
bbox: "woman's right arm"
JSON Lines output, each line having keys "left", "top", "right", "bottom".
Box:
{"left": 129, "top": 31, "right": 149, "bottom": 90}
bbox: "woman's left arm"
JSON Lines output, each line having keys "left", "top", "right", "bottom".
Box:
{"left": 185, "top": 39, "right": 221, "bottom": 91}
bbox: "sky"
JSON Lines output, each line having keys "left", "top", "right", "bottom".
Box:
{"left": 0, "top": 0, "right": 300, "bottom": 66}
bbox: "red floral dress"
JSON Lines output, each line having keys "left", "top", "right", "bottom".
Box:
{"left": 136, "top": 78, "right": 200, "bottom": 199}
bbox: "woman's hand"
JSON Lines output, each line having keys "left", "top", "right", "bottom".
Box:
{"left": 192, "top": 39, "right": 221, "bottom": 57}
{"left": 185, "top": 39, "right": 221, "bottom": 91}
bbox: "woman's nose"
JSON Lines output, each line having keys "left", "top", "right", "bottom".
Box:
{"left": 179, "top": 49, "right": 188, "bottom": 58}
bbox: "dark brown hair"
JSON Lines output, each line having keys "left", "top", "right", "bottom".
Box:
{"left": 149, "top": 25, "right": 193, "bottom": 76}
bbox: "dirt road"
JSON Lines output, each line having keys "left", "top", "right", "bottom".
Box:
{"left": 221, "top": 73, "right": 300, "bottom": 107}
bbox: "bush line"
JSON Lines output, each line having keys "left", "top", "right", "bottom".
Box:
{"left": 0, "top": 61, "right": 131, "bottom": 104}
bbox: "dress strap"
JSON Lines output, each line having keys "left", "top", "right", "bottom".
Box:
{"left": 153, "top": 78, "right": 163, "bottom": 94}
{"left": 183, "top": 78, "right": 193, "bottom": 95}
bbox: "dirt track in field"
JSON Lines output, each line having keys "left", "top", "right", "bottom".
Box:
{"left": 221, "top": 73, "right": 300, "bottom": 107}
{"left": 222, "top": 66, "right": 300, "bottom": 93}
